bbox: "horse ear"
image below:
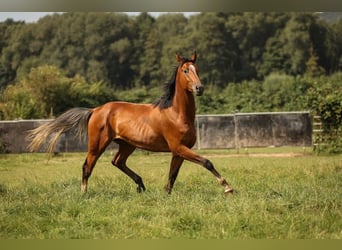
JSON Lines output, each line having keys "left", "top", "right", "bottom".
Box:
{"left": 176, "top": 54, "right": 183, "bottom": 64}
{"left": 191, "top": 51, "right": 197, "bottom": 62}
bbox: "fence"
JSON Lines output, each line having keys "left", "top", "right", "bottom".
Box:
{"left": 195, "top": 112, "right": 312, "bottom": 149}
{"left": 0, "top": 112, "right": 312, "bottom": 153}
{"left": 312, "top": 115, "right": 323, "bottom": 146}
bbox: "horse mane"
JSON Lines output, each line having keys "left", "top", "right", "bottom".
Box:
{"left": 153, "top": 58, "right": 192, "bottom": 109}
{"left": 152, "top": 66, "right": 177, "bottom": 109}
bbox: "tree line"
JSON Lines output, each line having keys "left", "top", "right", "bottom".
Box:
{"left": 0, "top": 12, "right": 341, "bottom": 90}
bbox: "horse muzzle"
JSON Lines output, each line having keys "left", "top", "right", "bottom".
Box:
{"left": 194, "top": 84, "right": 204, "bottom": 96}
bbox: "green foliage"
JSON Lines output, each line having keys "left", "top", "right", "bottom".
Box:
{"left": 0, "top": 12, "right": 341, "bottom": 90}
{"left": 185, "top": 13, "right": 241, "bottom": 85}
{"left": 115, "top": 86, "right": 160, "bottom": 104}
{"left": 304, "top": 73, "right": 342, "bottom": 153}
{"left": 0, "top": 75, "right": 47, "bottom": 119}
{"left": 195, "top": 73, "right": 311, "bottom": 114}
{"left": 0, "top": 65, "right": 115, "bottom": 119}
{"left": 226, "top": 12, "right": 289, "bottom": 79}
{"left": 305, "top": 46, "right": 326, "bottom": 77}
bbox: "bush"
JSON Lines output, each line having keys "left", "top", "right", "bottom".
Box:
{"left": 305, "top": 73, "right": 342, "bottom": 153}
{"left": 0, "top": 65, "right": 116, "bottom": 119}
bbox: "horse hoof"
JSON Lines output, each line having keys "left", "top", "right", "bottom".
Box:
{"left": 137, "top": 185, "right": 146, "bottom": 193}
{"left": 224, "top": 188, "right": 235, "bottom": 196}
{"left": 81, "top": 185, "right": 87, "bottom": 193}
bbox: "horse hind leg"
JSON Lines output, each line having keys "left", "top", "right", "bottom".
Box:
{"left": 111, "top": 140, "right": 146, "bottom": 193}
{"left": 81, "top": 152, "right": 102, "bottom": 193}
{"left": 81, "top": 130, "right": 112, "bottom": 193}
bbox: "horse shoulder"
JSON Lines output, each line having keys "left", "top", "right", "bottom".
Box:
{"left": 159, "top": 110, "right": 196, "bottom": 148}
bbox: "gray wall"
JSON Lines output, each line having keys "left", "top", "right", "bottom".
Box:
{"left": 0, "top": 112, "right": 312, "bottom": 153}
{"left": 0, "top": 120, "right": 44, "bottom": 153}
{"left": 195, "top": 112, "right": 312, "bottom": 149}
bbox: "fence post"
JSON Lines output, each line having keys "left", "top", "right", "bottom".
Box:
{"left": 196, "top": 116, "right": 201, "bottom": 150}
{"left": 312, "top": 115, "right": 323, "bottom": 147}
{"left": 234, "top": 114, "right": 239, "bottom": 153}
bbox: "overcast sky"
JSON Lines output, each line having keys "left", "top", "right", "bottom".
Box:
{"left": 0, "top": 12, "right": 199, "bottom": 23}
{"left": 0, "top": 12, "right": 58, "bottom": 22}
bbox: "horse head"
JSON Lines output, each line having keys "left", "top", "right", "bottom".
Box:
{"left": 176, "top": 52, "right": 204, "bottom": 96}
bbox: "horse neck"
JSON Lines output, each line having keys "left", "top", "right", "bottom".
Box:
{"left": 172, "top": 75, "right": 196, "bottom": 123}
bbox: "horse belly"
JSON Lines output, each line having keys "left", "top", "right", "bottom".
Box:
{"left": 126, "top": 130, "right": 169, "bottom": 152}
{"left": 115, "top": 117, "right": 170, "bottom": 152}
{"left": 121, "top": 132, "right": 170, "bottom": 152}
{"left": 136, "top": 136, "right": 170, "bottom": 152}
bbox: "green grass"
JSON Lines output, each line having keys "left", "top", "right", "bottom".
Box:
{"left": 0, "top": 149, "right": 341, "bottom": 239}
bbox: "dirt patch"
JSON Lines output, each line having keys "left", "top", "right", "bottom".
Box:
{"left": 206, "top": 153, "right": 308, "bottom": 158}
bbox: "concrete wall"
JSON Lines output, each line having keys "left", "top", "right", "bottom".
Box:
{"left": 0, "top": 112, "right": 312, "bottom": 153}
{"left": 0, "top": 120, "right": 43, "bottom": 153}
{"left": 195, "top": 112, "right": 312, "bottom": 149}
{"left": 196, "top": 115, "right": 236, "bottom": 149}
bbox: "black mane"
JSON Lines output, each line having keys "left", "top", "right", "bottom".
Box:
{"left": 153, "top": 58, "right": 192, "bottom": 109}
{"left": 152, "top": 67, "right": 177, "bottom": 109}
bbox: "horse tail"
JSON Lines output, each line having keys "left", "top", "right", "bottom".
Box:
{"left": 27, "top": 107, "right": 93, "bottom": 154}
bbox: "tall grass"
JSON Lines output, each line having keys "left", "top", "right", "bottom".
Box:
{"left": 0, "top": 150, "right": 341, "bottom": 239}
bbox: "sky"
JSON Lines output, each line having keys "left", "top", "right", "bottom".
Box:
{"left": 0, "top": 12, "right": 57, "bottom": 22}
{"left": 0, "top": 12, "right": 199, "bottom": 23}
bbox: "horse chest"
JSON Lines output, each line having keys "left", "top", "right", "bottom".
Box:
{"left": 173, "top": 121, "right": 197, "bottom": 147}
{"left": 184, "top": 126, "right": 197, "bottom": 147}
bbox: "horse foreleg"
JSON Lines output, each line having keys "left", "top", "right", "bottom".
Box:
{"left": 166, "top": 155, "right": 184, "bottom": 194}
{"left": 111, "top": 141, "right": 146, "bottom": 193}
{"left": 203, "top": 159, "right": 234, "bottom": 195}
{"left": 173, "top": 145, "right": 234, "bottom": 195}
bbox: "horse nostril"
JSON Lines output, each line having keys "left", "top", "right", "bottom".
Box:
{"left": 195, "top": 85, "right": 204, "bottom": 95}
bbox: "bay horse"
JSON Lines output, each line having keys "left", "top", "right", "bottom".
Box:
{"left": 27, "top": 52, "right": 234, "bottom": 195}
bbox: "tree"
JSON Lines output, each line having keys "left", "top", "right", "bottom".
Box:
{"left": 0, "top": 82, "right": 44, "bottom": 119}
{"left": 0, "top": 20, "right": 29, "bottom": 89}
{"left": 138, "top": 30, "right": 162, "bottom": 87}
{"left": 261, "top": 13, "right": 319, "bottom": 77}
{"left": 37, "top": 13, "right": 136, "bottom": 88}
{"left": 184, "top": 13, "right": 240, "bottom": 86}
{"left": 157, "top": 13, "right": 189, "bottom": 83}
{"left": 0, "top": 65, "right": 116, "bottom": 119}
{"left": 305, "top": 73, "right": 342, "bottom": 153}
{"left": 226, "top": 12, "right": 289, "bottom": 80}
{"left": 1, "top": 11, "right": 342, "bottom": 106}
{"left": 305, "top": 46, "right": 326, "bottom": 77}
{"left": 323, "top": 19, "right": 342, "bottom": 73}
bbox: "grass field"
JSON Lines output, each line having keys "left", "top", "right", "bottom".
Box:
{"left": 0, "top": 148, "right": 341, "bottom": 239}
